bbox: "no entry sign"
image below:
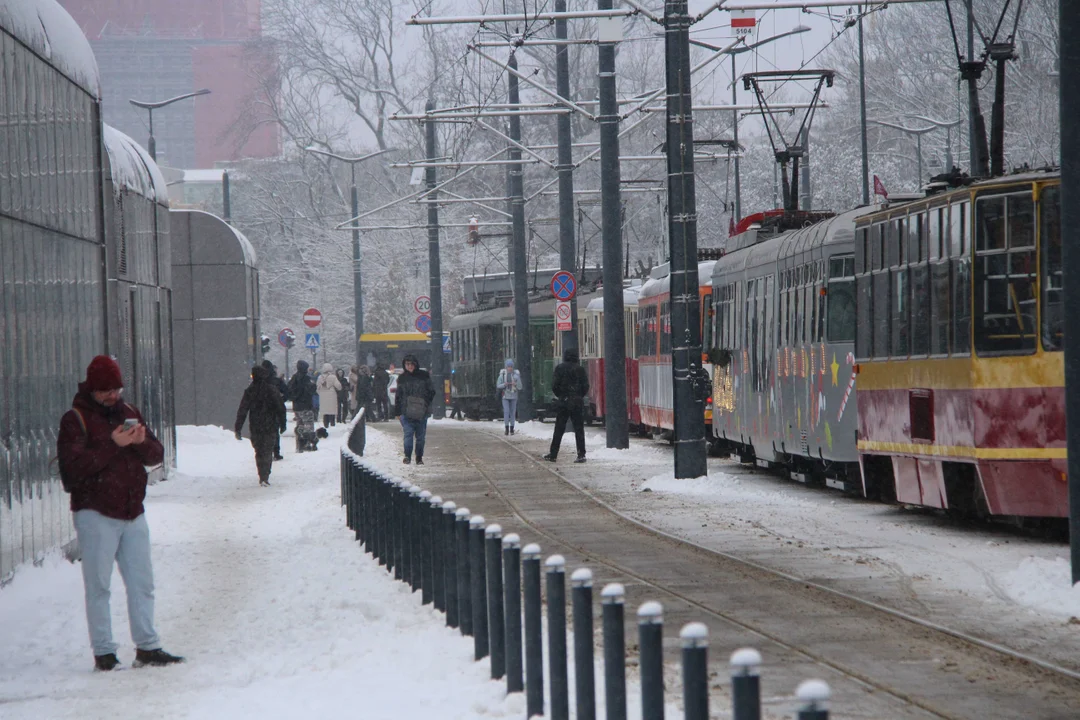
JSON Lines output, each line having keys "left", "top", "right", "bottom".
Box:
{"left": 303, "top": 308, "right": 322, "bottom": 328}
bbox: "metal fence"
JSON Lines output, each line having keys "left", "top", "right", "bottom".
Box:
{"left": 341, "top": 434, "right": 833, "bottom": 719}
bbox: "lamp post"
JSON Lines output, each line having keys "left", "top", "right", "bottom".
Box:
{"left": 129, "top": 89, "right": 212, "bottom": 162}
{"left": 905, "top": 115, "right": 963, "bottom": 173}
{"left": 305, "top": 147, "right": 395, "bottom": 366}
{"left": 871, "top": 119, "right": 937, "bottom": 188}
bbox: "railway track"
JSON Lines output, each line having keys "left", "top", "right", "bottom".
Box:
{"left": 399, "top": 423, "right": 1080, "bottom": 719}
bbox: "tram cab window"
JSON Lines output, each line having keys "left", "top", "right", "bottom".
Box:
{"left": 855, "top": 273, "right": 873, "bottom": 359}
{"left": 872, "top": 263, "right": 891, "bottom": 357}
{"left": 929, "top": 208, "right": 943, "bottom": 261}
{"left": 856, "top": 228, "right": 868, "bottom": 273}
{"left": 951, "top": 202, "right": 972, "bottom": 354}
{"left": 891, "top": 266, "right": 910, "bottom": 356}
{"left": 827, "top": 256, "right": 856, "bottom": 343}
{"left": 973, "top": 192, "right": 1036, "bottom": 355}
{"left": 702, "top": 293, "right": 714, "bottom": 350}
{"left": 1041, "top": 186, "right": 1063, "bottom": 351}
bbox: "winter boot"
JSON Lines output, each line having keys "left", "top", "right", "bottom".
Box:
{"left": 403, "top": 457, "right": 411, "bottom": 465}
{"left": 505, "top": 426, "right": 510, "bottom": 435}
{"left": 575, "top": 454, "right": 586, "bottom": 464}
{"left": 416, "top": 457, "right": 424, "bottom": 466}
{"left": 542, "top": 453, "right": 557, "bottom": 462}
{"left": 510, "top": 426, "right": 515, "bottom": 435}
{"left": 94, "top": 653, "right": 120, "bottom": 671}
{"left": 133, "top": 648, "right": 185, "bottom": 668}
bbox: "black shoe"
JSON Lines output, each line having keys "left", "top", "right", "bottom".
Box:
{"left": 94, "top": 653, "right": 120, "bottom": 671}
{"left": 575, "top": 455, "right": 586, "bottom": 464}
{"left": 260, "top": 480, "right": 270, "bottom": 487}
{"left": 273, "top": 454, "right": 284, "bottom": 461}
{"left": 133, "top": 648, "right": 185, "bottom": 668}
{"left": 403, "top": 457, "right": 411, "bottom": 465}
{"left": 416, "top": 458, "right": 424, "bottom": 466}
{"left": 510, "top": 427, "right": 515, "bottom": 435}
{"left": 542, "top": 454, "right": 557, "bottom": 462}
{"left": 505, "top": 427, "right": 510, "bottom": 435}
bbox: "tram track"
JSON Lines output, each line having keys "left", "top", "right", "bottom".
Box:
{"left": 418, "top": 424, "right": 1080, "bottom": 719}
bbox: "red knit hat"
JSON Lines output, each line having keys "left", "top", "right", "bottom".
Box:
{"left": 84, "top": 355, "right": 124, "bottom": 392}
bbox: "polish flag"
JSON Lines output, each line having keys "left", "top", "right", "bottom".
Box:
{"left": 873, "top": 175, "right": 889, "bottom": 200}
{"left": 731, "top": 9, "right": 756, "bottom": 29}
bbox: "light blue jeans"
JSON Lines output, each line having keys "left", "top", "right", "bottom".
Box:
{"left": 73, "top": 509, "right": 161, "bottom": 656}
{"left": 401, "top": 416, "right": 428, "bottom": 460}
{"left": 502, "top": 397, "right": 518, "bottom": 428}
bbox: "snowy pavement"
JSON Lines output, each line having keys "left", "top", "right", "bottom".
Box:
{"left": 0, "top": 423, "right": 532, "bottom": 719}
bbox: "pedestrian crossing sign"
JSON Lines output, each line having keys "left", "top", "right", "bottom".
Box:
{"left": 305, "top": 333, "right": 320, "bottom": 349}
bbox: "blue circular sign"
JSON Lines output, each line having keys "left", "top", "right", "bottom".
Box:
{"left": 415, "top": 314, "right": 432, "bottom": 333}
{"left": 278, "top": 328, "right": 294, "bottom": 348}
{"left": 551, "top": 271, "right": 577, "bottom": 301}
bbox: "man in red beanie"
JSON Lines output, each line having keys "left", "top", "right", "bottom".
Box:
{"left": 57, "top": 355, "right": 184, "bottom": 671}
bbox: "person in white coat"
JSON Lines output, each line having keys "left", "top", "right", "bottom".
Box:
{"left": 316, "top": 363, "right": 342, "bottom": 429}
{"left": 496, "top": 358, "right": 523, "bottom": 435}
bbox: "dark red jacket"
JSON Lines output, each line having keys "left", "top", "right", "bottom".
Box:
{"left": 56, "top": 384, "right": 165, "bottom": 520}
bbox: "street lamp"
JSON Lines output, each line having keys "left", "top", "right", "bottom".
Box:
{"left": 905, "top": 114, "right": 963, "bottom": 174}
{"left": 305, "top": 146, "right": 395, "bottom": 366}
{"left": 129, "top": 89, "right": 212, "bottom": 162}
{"left": 871, "top": 120, "right": 937, "bottom": 187}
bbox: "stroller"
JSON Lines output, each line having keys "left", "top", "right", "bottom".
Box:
{"left": 294, "top": 410, "right": 324, "bottom": 452}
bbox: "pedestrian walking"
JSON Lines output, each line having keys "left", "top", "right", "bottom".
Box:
{"left": 316, "top": 363, "right": 342, "bottom": 429}
{"left": 56, "top": 355, "right": 184, "bottom": 671}
{"left": 355, "top": 365, "right": 374, "bottom": 419}
{"left": 235, "top": 365, "right": 287, "bottom": 486}
{"left": 287, "top": 360, "right": 318, "bottom": 452}
{"left": 449, "top": 376, "right": 464, "bottom": 420}
{"left": 496, "top": 359, "right": 522, "bottom": 435}
{"left": 335, "top": 368, "right": 351, "bottom": 423}
{"left": 262, "top": 360, "right": 287, "bottom": 460}
{"left": 372, "top": 363, "right": 390, "bottom": 421}
{"left": 543, "top": 348, "right": 590, "bottom": 463}
{"left": 394, "top": 353, "right": 435, "bottom": 465}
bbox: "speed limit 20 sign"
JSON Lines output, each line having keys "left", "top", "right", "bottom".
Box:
{"left": 414, "top": 295, "right": 432, "bottom": 314}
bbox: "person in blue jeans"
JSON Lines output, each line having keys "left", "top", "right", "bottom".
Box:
{"left": 56, "top": 355, "right": 184, "bottom": 671}
{"left": 496, "top": 358, "right": 522, "bottom": 435}
{"left": 394, "top": 354, "right": 435, "bottom": 465}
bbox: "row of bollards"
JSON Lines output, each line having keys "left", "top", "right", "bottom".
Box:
{"left": 342, "top": 455, "right": 833, "bottom": 719}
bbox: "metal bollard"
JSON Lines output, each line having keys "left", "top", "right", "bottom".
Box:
{"left": 351, "top": 464, "right": 361, "bottom": 541}
{"left": 602, "top": 584, "right": 627, "bottom": 720}
{"left": 503, "top": 534, "right": 523, "bottom": 694}
{"left": 442, "top": 501, "right": 459, "bottom": 627}
{"left": 372, "top": 472, "right": 384, "bottom": 564}
{"left": 418, "top": 490, "right": 433, "bottom": 604}
{"left": 469, "top": 515, "right": 489, "bottom": 660}
{"left": 572, "top": 568, "right": 596, "bottom": 720}
{"left": 680, "top": 623, "right": 709, "bottom": 720}
{"left": 356, "top": 465, "right": 367, "bottom": 548}
{"left": 638, "top": 601, "right": 664, "bottom": 720}
{"left": 795, "top": 680, "right": 830, "bottom": 720}
{"left": 485, "top": 524, "right": 505, "bottom": 679}
{"left": 430, "top": 495, "right": 444, "bottom": 611}
{"left": 381, "top": 473, "right": 394, "bottom": 566}
{"left": 546, "top": 555, "right": 569, "bottom": 720}
{"left": 343, "top": 461, "right": 352, "bottom": 528}
{"left": 395, "top": 480, "right": 408, "bottom": 579}
{"left": 731, "top": 648, "right": 762, "bottom": 720}
{"left": 455, "top": 507, "right": 472, "bottom": 636}
{"left": 409, "top": 485, "right": 423, "bottom": 590}
{"left": 401, "top": 484, "right": 415, "bottom": 584}
{"left": 523, "top": 543, "right": 544, "bottom": 718}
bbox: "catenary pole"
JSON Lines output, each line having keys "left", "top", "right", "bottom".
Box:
{"left": 732, "top": 52, "right": 743, "bottom": 221}
{"left": 556, "top": 0, "right": 579, "bottom": 353}
{"left": 1060, "top": 0, "right": 1080, "bottom": 585}
{"left": 599, "top": 0, "right": 629, "bottom": 449}
{"left": 967, "top": 0, "right": 977, "bottom": 174}
{"left": 859, "top": 11, "right": 870, "bottom": 205}
{"left": 665, "top": 0, "right": 707, "bottom": 478}
{"left": 351, "top": 165, "right": 363, "bottom": 365}
{"left": 509, "top": 53, "right": 534, "bottom": 421}
{"left": 426, "top": 100, "right": 447, "bottom": 418}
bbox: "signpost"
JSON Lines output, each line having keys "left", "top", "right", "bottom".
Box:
{"left": 550, "top": 270, "right": 577, "bottom": 302}
{"left": 303, "top": 308, "right": 322, "bottom": 328}
{"left": 415, "top": 314, "right": 432, "bottom": 333}
{"left": 555, "top": 301, "right": 572, "bottom": 332}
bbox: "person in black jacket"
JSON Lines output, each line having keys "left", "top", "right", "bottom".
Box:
{"left": 543, "top": 347, "right": 590, "bottom": 463}
{"left": 262, "top": 360, "right": 287, "bottom": 460}
{"left": 235, "top": 365, "right": 287, "bottom": 486}
{"left": 286, "top": 360, "right": 317, "bottom": 452}
{"left": 372, "top": 363, "right": 390, "bottom": 421}
{"left": 394, "top": 353, "right": 435, "bottom": 465}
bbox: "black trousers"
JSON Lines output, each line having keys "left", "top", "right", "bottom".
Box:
{"left": 250, "top": 432, "right": 277, "bottom": 482}
{"left": 549, "top": 403, "right": 586, "bottom": 458}
{"left": 375, "top": 395, "right": 389, "bottom": 420}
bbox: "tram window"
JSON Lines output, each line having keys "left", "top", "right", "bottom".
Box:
{"left": 856, "top": 274, "right": 873, "bottom": 359}
{"left": 856, "top": 228, "right": 868, "bottom": 273}
{"left": 911, "top": 264, "right": 930, "bottom": 355}
{"left": 1041, "top": 186, "right": 1063, "bottom": 351}
{"left": 891, "top": 219, "right": 905, "bottom": 267}
{"left": 872, "top": 224, "right": 884, "bottom": 270}
{"left": 974, "top": 193, "right": 1036, "bottom": 355}
{"left": 930, "top": 262, "right": 951, "bottom": 355}
{"left": 702, "top": 294, "right": 714, "bottom": 350}
{"left": 950, "top": 202, "right": 968, "bottom": 257}
{"left": 827, "top": 256, "right": 856, "bottom": 343}
{"left": 952, "top": 258, "right": 971, "bottom": 354}
{"left": 872, "top": 271, "right": 891, "bottom": 357}
{"left": 913, "top": 213, "right": 926, "bottom": 263}
{"left": 929, "top": 208, "right": 943, "bottom": 260}
{"left": 891, "top": 267, "right": 910, "bottom": 357}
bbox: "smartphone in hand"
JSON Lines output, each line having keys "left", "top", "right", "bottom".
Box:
{"left": 123, "top": 418, "right": 139, "bottom": 430}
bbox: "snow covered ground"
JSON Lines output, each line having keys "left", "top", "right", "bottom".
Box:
{"left": 1, "top": 421, "right": 666, "bottom": 719}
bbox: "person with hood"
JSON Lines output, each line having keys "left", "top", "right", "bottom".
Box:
{"left": 235, "top": 365, "right": 287, "bottom": 486}
{"left": 335, "top": 368, "right": 351, "bottom": 423}
{"left": 287, "top": 360, "right": 317, "bottom": 451}
{"left": 372, "top": 363, "right": 390, "bottom": 421}
{"left": 316, "top": 363, "right": 342, "bottom": 428}
{"left": 496, "top": 358, "right": 523, "bottom": 435}
{"left": 261, "top": 360, "right": 288, "bottom": 460}
{"left": 56, "top": 355, "right": 184, "bottom": 671}
{"left": 354, "top": 365, "right": 374, "bottom": 419}
{"left": 543, "top": 347, "right": 590, "bottom": 463}
{"left": 394, "top": 353, "right": 435, "bottom": 465}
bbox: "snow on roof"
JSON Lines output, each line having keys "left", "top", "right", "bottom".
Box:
{"left": 103, "top": 125, "right": 170, "bottom": 205}
{"left": 172, "top": 209, "right": 258, "bottom": 267}
{"left": 0, "top": 0, "right": 101, "bottom": 98}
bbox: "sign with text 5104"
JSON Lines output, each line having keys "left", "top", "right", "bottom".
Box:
{"left": 555, "top": 301, "right": 573, "bottom": 332}
{"left": 305, "top": 333, "right": 320, "bottom": 349}
{"left": 730, "top": 9, "right": 755, "bottom": 36}
{"left": 414, "top": 295, "right": 432, "bottom": 314}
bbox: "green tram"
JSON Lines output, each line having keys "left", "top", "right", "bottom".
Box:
{"left": 449, "top": 293, "right": 597, "bottom": 420}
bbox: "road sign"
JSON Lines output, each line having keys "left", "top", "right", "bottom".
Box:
{"left": 551, "top": 271, "right": 577, "bottom": 301}
{"left": 414, "top": 295, "right": 432, "bottom": 314}
{"left": 555, "top": 301, "right": 573, "bottom": 332}
{"left": 303, "top": 308, "right": 322, "bottom": 328}
{"left": 415, "top": 314, "right": 432, "bottom": 333}
{"left": 443, "top": 335, "right": 452, "bottom": 353}
{"left": 731, "top": 9, "right": 756, "bottom": 35}
{"left": 305, "top": 333, "right": 321, "bottom": 349}
{"left": 278, "top": 328, "right": 294, "bottom": 348}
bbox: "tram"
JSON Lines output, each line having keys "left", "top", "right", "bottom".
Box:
{"left": 575, "top": 287, "right": 642, "bottom": 428}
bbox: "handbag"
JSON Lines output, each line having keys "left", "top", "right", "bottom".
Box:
{"left": 405, "top": 395, "right": 427, "bottom": 421}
